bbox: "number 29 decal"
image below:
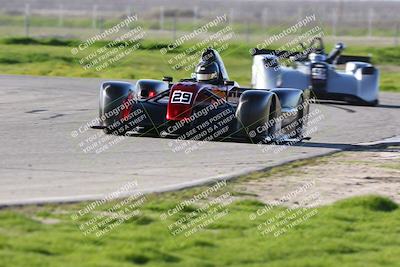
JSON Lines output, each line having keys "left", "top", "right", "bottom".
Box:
{"left": 171, "top": 90, "right": 193, "bottom": 104}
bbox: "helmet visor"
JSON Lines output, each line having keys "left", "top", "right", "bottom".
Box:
{"left": 196, "top": 72, "right": 218, "bottom": 81}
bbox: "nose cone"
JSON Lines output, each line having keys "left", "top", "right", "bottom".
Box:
{"left": 166, "top": 82, "right": 198, "bottom": 121}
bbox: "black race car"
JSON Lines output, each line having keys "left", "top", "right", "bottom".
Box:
{"left": 92, "top": 48, "right": 311, "bottom": 143}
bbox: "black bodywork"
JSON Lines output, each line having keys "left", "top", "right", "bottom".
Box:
{"left": 93, "top": 49, "right": 311, "bottom": 143}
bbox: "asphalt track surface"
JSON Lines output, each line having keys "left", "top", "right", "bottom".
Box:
{"left": 0, "top": 75, "right": 399, "bottom": 206}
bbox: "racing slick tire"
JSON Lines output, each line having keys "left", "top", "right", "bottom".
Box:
{"left": 236, "top": 90, "right": 280, "bottom": 143}
{"left": 99, "top": 81, "right": 136, "bottom": 135}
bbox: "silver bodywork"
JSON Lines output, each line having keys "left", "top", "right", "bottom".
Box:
{"left": 251, "top": 48, "right": 380, "bottom": 105}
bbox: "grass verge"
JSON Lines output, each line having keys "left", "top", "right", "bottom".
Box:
{"left": 0, "top": 37, "right": 399, "bottom": 92}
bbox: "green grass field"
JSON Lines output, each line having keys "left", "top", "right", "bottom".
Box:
{"left": 0, "top": 37, "right": 399, "bottom": 91}
{"left": 0, "top": 181, "right": 399, "bottom": 266}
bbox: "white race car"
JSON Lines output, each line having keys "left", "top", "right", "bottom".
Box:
{"left": 251, "top": 37, "right": 379, "bottom": 106}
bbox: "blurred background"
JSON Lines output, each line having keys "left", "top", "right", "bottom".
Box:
{"left": 0, "top": 0, "right": 398, "bottom": 91}
{"left": 0, "top": 0, "right": 399, "bottom": 46}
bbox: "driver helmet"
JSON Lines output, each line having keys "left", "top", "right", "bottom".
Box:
{"left": 195, "top": 61, "right": 220, "bottom": 85}
{"left": 309, "top": 53, "right": 326, "bottom": 63}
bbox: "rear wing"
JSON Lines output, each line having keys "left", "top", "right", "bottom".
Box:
{"left": 251, "top": 48, "right": 304, "bottom": 59}
{"left": 335, "top": 55, "right": 371, "bottom": 64}
{"left": 251, "top": 48, "right": 372, "bottom": 64}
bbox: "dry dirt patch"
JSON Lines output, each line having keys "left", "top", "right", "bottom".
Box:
{"left": 237, "top": 145, "right": 400, "bottom": 207}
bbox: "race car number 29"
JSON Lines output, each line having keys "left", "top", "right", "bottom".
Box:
{"left": 171, "top": 91, "right": 193, "bottom": 104}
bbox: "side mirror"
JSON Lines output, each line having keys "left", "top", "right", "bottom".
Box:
{"left": 224, "top": 80, "right": 235, "bottom": 86}
{"left": 163, "top": 76, "right": 173, "bottom": 83}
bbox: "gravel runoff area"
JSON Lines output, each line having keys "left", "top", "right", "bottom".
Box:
{"left": 239, "top": 141, "right": 400, "bottom": 207}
